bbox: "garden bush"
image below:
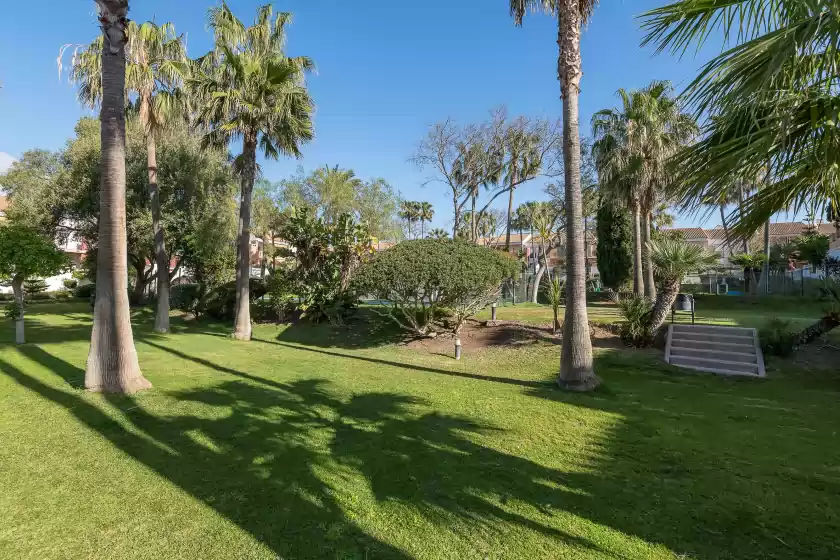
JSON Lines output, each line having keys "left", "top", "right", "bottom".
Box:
{"left": 616, "top": 293, "right": 654, "bottom": 347}
{"left": 759, "top": 317, "right": 798, "bottom": 357}
{"left": 62, "top": 278, "right": 78, "bottom": 290}
{"left": 354, "top": 239, "right": 519, "bottom": 337}
{"left": 201, "top": 278, "right": 267, "bottom": 321}
{"left": 74, "top": 283, "right": 96, "bottom": 299}
{"left": 275, "top": 208, "right": 372, "bottom": 323}
{"left": 171, "top": 283, "right": 202, "bottom": 316}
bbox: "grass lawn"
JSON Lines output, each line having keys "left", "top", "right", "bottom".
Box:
{"left": 1, "top": 302, "right": 839, "bottom": 559}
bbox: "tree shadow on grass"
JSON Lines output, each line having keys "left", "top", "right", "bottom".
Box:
{"left": 1, "top": 346, "right": 622, "bottom": 559}
{"left": 274, "top": 309, "right": 411, "bottom": 350}
{"left": 5, "top": 337, "right": 840, "bottom": 558}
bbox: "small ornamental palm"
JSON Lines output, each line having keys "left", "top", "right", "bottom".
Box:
{"left": 648, "top": 237, "right": 719, "bottom": 333}
{"left": 190, "top": 2, "right": 314, "bottom": 341}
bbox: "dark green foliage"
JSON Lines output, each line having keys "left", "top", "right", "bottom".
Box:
{"left": 759, "top": 317, "right": 798, "bottom": 357}
{"left": 23, "top": 278, "right": 49, "bottom": 296}
{"left": 796, "top": 232, "right": 830, "bottom": 268}
{"left": 202, "top": 279, "right": 268, "bottom": 321}
{"left": 264, "top": 269, "right": 299, "bottom": 323}
{"left": 276, "top": 208, "right": 372, "bottom": 323}
{"left": 616, "top": 293, "right": 654, "bottom": 347}
{"left": 73, "top": 283, "right": 96, "bottom": 299}
{"left": 171, "top": 284, "right": 202, "bottom": 316}
{"left": 354, "top": 239, "right": 520, "bottom": 335}
{"left": 62, "top": 278, "right": 78, "bottom": 290}
{"left": 596, "top": 201, "right": 633, "bottom": 290}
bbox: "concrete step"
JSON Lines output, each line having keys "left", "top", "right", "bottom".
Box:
{"left": 670, "top": 355, "right": 759, "bottom": 374}
{"left": 671, "top": 363, "right": 761, "bottom": 377}
{"left": 669, "top": 346, "right": 756, "bottom": 364}
{"left": 672, "top": 324, "right": 754, "bottom": 336}
{"left": 671, "top": 331, "right": 754, "bottom": 345}
{"left": 670, "top": 338, "right": 755, "bottom": 353}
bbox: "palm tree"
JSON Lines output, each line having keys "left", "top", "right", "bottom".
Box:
{"left": 427, "top": 228, "right": 449, "bottom": 240}
{"left": 309, "top": 165, "right": 362, "bottom": 223}
{"left": 503, "top": 125, "right": 542, "bottom": 251}
{"left": 641, "top": 0, "right": 840, "bottom": 237}
{"left": 84, "top": 0, "right": 152, "bottom": 393}
{"left": 191, "top": 2, "right": 314, "bottom": 341}
{"left": 71, "top": 20, "right": 187, "bottom": 333}
{"left": 647, "top": 237, "right": 719, "bottom": 334}
{"left": 592, "top": 81, "right": 697, "bottom": 300}
{"left": 511, "top": 0, "right": 600, "bottom": 391}
{"left": 418, "top": 202, "right": 434, "bottom": 238}
{"left": 399, "top": 200, "right": 419, "bottom": 239}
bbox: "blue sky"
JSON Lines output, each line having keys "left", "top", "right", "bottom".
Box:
{"left": 0, "top": 0, "right": 724, "bottom": 230}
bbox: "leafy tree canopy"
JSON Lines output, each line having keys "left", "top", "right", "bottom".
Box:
{"left": 0, "top": 224, "right": 68, "bottom": 284}
{"left": 354, "top": 239, "right": 519, "bottom": 336}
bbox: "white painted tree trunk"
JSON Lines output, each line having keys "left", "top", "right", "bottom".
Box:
{"left": 12, "top": 276, "right": 24, "bottom": 345}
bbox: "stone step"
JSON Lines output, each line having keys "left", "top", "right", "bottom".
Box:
{"left": 669, "top": 346, "right": 756, "bottom": 364}
{"left": 670, "top": 355, "right": 759, "bottom": 375}
{"left": 671, "top": 363, "right": 761, "bottom": 378}
{"left": 671, "top": 324, "right": 754, "bottom": 336}
{"left": 670, "top": 338, "right": 755, "bottom": 353}
{"left": 671, "top": 331, "right": 755, "bottom": 345}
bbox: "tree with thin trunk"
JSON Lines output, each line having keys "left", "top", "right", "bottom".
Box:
{"left": 191, "top": 2, "right": 314, "bottom": 341}
{"left": 85, "top": 0, "right": 152, "bottom": 393}
{"left": 0, "top": 225, "right": 67, "bottom": 344}
{"left": 418, "top": 202, "right": 434, "bottom": 238}
{"left": 69, "top": 20, "right": 187, "bottom": 333}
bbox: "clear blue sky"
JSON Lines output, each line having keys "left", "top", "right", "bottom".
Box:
{"left": 0, "top": 0, "right": 725, "bottom": 230}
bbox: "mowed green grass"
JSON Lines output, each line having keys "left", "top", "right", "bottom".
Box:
{"left": 1, "top": 302, "right": 839, "bottom": 559}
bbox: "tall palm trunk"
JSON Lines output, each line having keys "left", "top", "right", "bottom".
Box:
{"left": 505, "top": 164, "right": 517, "bottom": 251}
{"left": 144, "top": 115, "right": 170, "bottom": 333}
{"left": 86, "top": 0, "right": 151, "bottom": 393}
{"left": 648, "top": 279, "right": 680, "bottom": 334}
{"left": 233, "top": 132, "right": 258, "bottom": 341}
{"left": 632, "top": 204, "right": 644, "bottom": 295}
{"left": 557, "top": 2, "right": 598, "bottom": 391}
{"left": 642, "top": 212, "right": 656, "bottom": 299}
{"left": 470, "top": 190, "right": 477, "bottom": 241}
{"left": 452, "top": 195, "right": 460, "bottom": 239}
{"left": 758, "top": 220, "right": 770, "bottom": 295}
{"left": 719, "top": 203, "right": 733, "bottom": 257}
{"left": 738, "top": 184, "right": 749, "bottom": 253}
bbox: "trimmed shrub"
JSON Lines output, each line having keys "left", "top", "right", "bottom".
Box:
{"left": 201, "top": 278, "right": 268, "bottom": 321}
{"left": 354, "top": 239, "right": 519, "bottom": 337}
{"left": 596, "top": 200, "right": 633, "bottom": 290}
{"left": 171, "top": 283, "right": 202, "bottom": 316}
{"left": 63, "top": 278, "right": 79, "bottom": 290}
{"left": 74, "top": 283, "right": 95, "bottom": 299}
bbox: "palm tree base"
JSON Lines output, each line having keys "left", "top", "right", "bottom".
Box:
{"left": 557, "top": 375, "right": 601, "bottom": 393}
{"left": 86, "top": 375, "right": 153, "bottom": 394}
{"left": 230, "top": 331, "right": 252, "bottom": 341}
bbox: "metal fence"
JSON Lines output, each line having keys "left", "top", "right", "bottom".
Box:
{"left": 498, "top": 263, "right": 840, "bottom": 305}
